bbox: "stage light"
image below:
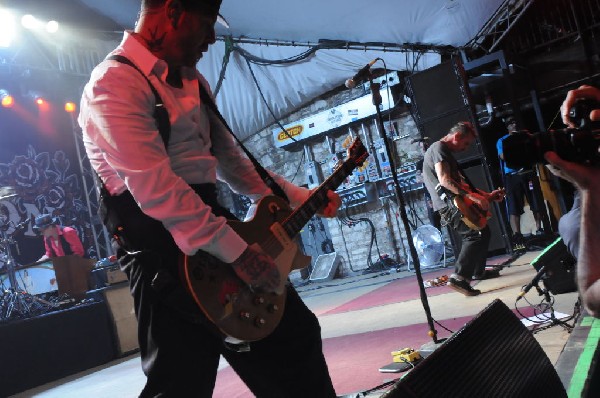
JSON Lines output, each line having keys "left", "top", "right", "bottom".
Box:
{"left": 0, "top": 10, "right": 17, "bottom": 48}
{"left": 46, "top": 20, "right": 59, "bottom": 33}
{"left": 0, "top": 90, "right": 14, "bottom": 108}
{"left": 35, "top": 97, "right": 45, "bottom": 106}
{"left": 21, "top": 14, "right": 41, "bottom": 30}
{"left": 64, "top": 102, "right": 76, "bottom": 113}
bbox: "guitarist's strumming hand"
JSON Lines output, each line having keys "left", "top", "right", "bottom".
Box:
{"left": 231, "top": 244, "right": 283, "bottom": 294}
{"left": 465, "top": 192, "right": 490, "bottom": 212}
{"left": 487, "top": 188, "right": 506, "bottom": 202}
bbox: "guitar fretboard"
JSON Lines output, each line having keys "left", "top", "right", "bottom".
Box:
{"left": 283, "top": 160, "right": 357, "bottom": 238}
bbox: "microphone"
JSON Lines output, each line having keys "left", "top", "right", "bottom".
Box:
{"left": 517, "top": 265, "right": 546, "bottom": 301}
{"left": 14, "top": 220, "right": 28, "bottom": 229}
{"left": 345, "top": 58, "right": 379, "bottom": 89}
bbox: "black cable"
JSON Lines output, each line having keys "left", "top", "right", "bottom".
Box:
{"left": 336, "top": 218, "right": 358, "bottom": 272}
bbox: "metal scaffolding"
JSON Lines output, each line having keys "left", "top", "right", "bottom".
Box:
{"left": 466, "top": 0, "right": 535, "bottom": 54}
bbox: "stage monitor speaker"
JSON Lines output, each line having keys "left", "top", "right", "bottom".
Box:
{"left": 531, "top": 237, "right": 577, "bottom": 295}
{"left": 102, "top": 283, "right": 139, "bottom": 356}
{"left": 310, "top": 252, "right": 341, "bottom": 282}
{"left": 382, "top": 299, "right": 567, "bottom": 398}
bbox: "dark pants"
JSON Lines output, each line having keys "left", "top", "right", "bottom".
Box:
{"left": 439, "top": 206, "right": 491, "bottom": 280}
{"left": 504, "top": 172, "right": 540, "bottom": 215}
{"left": 107, "top": 186, "right": 336, "bottom": 397}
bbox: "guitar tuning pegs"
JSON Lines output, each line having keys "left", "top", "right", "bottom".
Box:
{"left": 254, "top": 317, "right": 266, "bottom": 328}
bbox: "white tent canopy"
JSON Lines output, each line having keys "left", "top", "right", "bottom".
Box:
{"left": 77, "top": 0, "right": 505, "bottom": 139}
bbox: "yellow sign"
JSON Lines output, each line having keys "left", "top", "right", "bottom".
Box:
{"left": 277, "top": 125, "right": 303, "bottom": 142}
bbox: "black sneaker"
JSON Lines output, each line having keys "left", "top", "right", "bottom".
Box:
{"left": 512, "top": 232, "right": 524, "bottom": 245}
{"left": 447, "top": 277, "right": 481, "bottom": 296}
{"left": 472, "top": 268, "right": 501, "bottom": 280}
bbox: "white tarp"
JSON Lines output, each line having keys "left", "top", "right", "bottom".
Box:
{"left": 78, "top": 0, "right": 505, "bottom": 139}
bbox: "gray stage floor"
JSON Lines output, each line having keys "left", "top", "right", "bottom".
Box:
{"left": 11, "top": 249, "right": 581, "bottom": 397}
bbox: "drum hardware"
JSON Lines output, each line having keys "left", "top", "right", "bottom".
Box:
{"left": 0, "top": 189, "right": 61, "bottom": 321}
{"left": 0, "top": 228, "right": 60, "bottom": 321}
{"left": 0, "top": 186, "right": 17, "bottom": 201}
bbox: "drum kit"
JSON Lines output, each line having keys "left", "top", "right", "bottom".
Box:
{"left": 0, "top": 186, "right": 62, "bottom": 322}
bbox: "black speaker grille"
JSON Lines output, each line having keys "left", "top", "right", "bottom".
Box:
{"left": 383, "top": 299, "right": 567, "bottom": 398}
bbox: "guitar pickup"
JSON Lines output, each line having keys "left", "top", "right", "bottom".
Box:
{"left": 270, "top": 222, "right": 294, "bottom": 250}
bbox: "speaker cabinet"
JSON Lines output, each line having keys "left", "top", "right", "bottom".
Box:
{"left": 406, "top": 59, "right": 481, "bottom": 163}
{"left": 51, "top": 255, "right": 95, "bottom": 300}
{"left": 102, "top": 283, "right": 139, "bottom": 355}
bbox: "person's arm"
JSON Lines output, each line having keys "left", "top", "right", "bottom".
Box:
{"left": 545, "top": 151, "right": 600, "bottom": 317}
{"left": 203, "top": 76, "right": 341, "bottom": 218}
{"left": 37, "top": 237, "right": 51, "bottom": 262}
{"left": 435, "top": 161, "right": 490, "bottom": 210}
{"left": 62, "top": 227, "right": 85, "bottom": 257}
{"left": 546, "top": 84, "right": 600, "bottom": 315}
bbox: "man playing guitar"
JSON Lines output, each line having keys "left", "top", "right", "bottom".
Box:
{"left": 421, "top": 121, "right": 505, "bottom": 296}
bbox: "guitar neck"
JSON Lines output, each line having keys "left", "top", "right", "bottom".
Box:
{"left": 282, "top": 160, "right": 357, "bottom": 238}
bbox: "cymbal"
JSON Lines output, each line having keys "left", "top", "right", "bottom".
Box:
{"left": 0, "top": 186, "right": 17, "bottom": 201}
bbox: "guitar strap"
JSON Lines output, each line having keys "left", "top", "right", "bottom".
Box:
{"left": 101, "top": 54, "right": 289, "bottom": 204}
{"left": 196, "top": 80, "right": 290, "bottom": 204}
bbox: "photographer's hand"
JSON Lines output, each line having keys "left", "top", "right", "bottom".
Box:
{"left": 561, "top": 85, "right": 600, "bottom": 128}
{"left": 545, "top": 151, "right": 598, "bottom": 191}
{"left": 545, "top": 150, "right": 600, "bottom": 317}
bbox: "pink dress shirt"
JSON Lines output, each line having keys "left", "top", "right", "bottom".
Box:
{"left": 78, "top": 32, "right": 309, "bottom": 263}
{"left": 44, "top": 226, "right": 85, "bottom": 258}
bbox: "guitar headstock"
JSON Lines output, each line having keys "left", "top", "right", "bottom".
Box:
{"left": 346, "top": 137, "right": 369, "bottom": 167}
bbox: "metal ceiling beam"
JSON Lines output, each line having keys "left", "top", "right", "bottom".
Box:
{"left": 466, "top": 0, "right": 534, "bottom": 55}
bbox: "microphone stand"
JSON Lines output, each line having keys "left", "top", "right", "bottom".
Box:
{"left": 368, "top": 77, "right": 440, "bottom": 345}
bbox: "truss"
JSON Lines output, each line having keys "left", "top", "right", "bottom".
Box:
{"left": 466, "top": 0, "right": 535, "bottom": 55}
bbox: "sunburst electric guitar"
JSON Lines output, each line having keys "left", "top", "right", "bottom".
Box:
{"left": 452, "top": 189, "right": 505, "bottom": 230}
{"left": 180, "top": 138, "right": 368, "bottom": 342}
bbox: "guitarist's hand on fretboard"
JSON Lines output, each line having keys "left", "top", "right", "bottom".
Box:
{"left": 231, "top": 244, "right": 283, "bottom": 294}
{"left": 315, "top": 189, "right": 342, "bottom": 218}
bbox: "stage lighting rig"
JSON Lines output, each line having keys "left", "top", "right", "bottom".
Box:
{"left": 0, "top": 90, "right": 15, "bottom": 108}
{"left": 0, "top": 9, "right": 17, "bottom": 48}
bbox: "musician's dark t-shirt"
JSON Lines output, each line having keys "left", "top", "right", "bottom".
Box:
{"left": 422, "top": 141, "right": 462, "bottom": 211}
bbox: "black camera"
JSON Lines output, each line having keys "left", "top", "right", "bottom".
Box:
{"left": 502, "top": 128, "right": 600, "bottom": 170}
{"left": 502, "top": 100, "right": 600, "bottom": 170}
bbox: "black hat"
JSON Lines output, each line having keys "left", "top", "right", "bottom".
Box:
{"left": 34, "top": 214, "right": 59, "bottom": 230}
{"left": 177, "top": 0, "right": 229, "bottom": 27}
